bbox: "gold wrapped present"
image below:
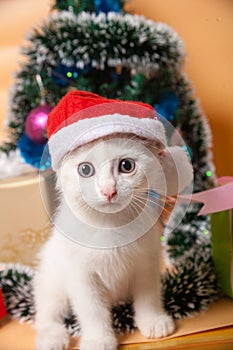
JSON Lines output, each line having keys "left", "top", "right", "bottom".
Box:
{"left": 0, "top": 173, "right": 53, "bottom": 267}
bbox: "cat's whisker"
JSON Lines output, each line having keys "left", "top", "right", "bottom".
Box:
{"left": 132, "top": 194, "right": 147, "bottom": 206}
{"left": 129, "top": 195, "right": 146, "bottom": 212}
{"left": 134, "top": 187, "right": 167, "bottom": 195}
{"left": 131, "top": 197, "right": 155, "bottom": 220}
{"left": 134, "top": 189, "right": 176, "bottom": 209}
{"left": 128, "top": 201, "right": 142, "bottom": 218}
{"left": 130, "top": 200, "right": 157, "bottom": 225}
{"left": 133, "top": 193, "right": 172, "bottom": 216}
{"left": 133, "top": 192, "right": 163, "bottom": 207}
{"left": 131, "top": 197, "right": 160, "bottom": 218}
{"left": 131, "top": 198, "right": 171, "bottom": 231}
{"left": 135, "top": 193, "right": 166, "bottom": 206}
{"left": 134, "top": 188, "right": 165, "bottom": 198}
{"left": 134, "top": 188, "right": 163, "bottom": 196}
{"left": 129, "top": 201, "right": 149, "bottom": 222}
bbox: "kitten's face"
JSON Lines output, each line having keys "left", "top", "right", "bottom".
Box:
{"left": 57, "top": 135, "right": 166, "bottom": 223}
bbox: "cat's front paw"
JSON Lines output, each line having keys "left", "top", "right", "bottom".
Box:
{"left": 36, "top": 323, "right": 69, "bottom": 350}
{"left": 80, "top": 333, "right": 118, "bottom": 350}
{"left": 137, "top": 312, "right": 175, "bottom": 339}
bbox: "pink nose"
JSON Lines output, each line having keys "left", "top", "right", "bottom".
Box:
{"left": 101, "top": 188, "right": 117, "bottom": 202}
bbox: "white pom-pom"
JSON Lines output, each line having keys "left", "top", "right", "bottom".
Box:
{"left": 160, "top": 146, "right": 193, "bottom": 196}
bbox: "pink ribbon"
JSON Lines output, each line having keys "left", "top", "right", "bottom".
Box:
{"left": 182, "top": 177, "right": 233, "bottom": 216}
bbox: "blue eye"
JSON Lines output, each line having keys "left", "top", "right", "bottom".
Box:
{"left": 119, "top": 159, "right": 135, "bottom": 173}
{"left": 78, "top": 162, "right": 95, "bottom": 178}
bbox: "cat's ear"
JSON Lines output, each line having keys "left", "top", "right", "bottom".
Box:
{"left": 158, "top": 146, "right": 193, "bottom": 196}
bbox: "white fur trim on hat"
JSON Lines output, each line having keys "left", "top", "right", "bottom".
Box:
{"left": 48, "top": 114, "right": 166, "bottom": 170}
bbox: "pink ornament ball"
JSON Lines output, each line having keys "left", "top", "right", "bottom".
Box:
{"left": 25, "top": 104, "right": 53, "bottom": 145}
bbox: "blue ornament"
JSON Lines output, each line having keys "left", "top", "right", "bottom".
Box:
{"left": 111, "top": 67, "right": 122, "bottom": 81}
{"left": 94, "top": 0, "right": 121, "bottom": 15}
{"left": 17, "top": 133, "right": 51, "bottom": 169}
{"left": 182, "top": 145, "right": 193, "bottom": 160}
{"left": 52, "top": 63, "right": 91, "bottom": 86}
{"left": 146, "top": 189, "right": 161, "bottom": 208}
{"left": 154, "top": 91, "right": 180, "bottom": 122}
{"left": 39, "top": 144, "right": 52, "bottom": 172}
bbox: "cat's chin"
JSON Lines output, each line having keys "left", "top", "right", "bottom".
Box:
{"left": 66, "top": 200, "right": 140, "bottom": 229}
{"left": 94, "top": 201, "right": 126, "bottom": 214}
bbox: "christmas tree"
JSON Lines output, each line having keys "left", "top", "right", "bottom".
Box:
{"left": 0, "top": 0, "right": 220, "bottom": 324}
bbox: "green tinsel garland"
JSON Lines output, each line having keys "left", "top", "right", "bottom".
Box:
{"left": 0, "top": 254, "right": 221, "bottom": 335}
{"left": 2, "top": 11, "right": 184, "bottom": 148}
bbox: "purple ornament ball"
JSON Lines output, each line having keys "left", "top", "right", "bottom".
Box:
{"left": 25, "top": 104, "right": 53, "bottom": 145}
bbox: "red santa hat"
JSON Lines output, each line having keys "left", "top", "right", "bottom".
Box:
{"left": 47, "top": 90, "right": 166, "bottom": 170}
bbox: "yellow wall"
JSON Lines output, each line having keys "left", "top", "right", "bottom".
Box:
{"left": 0, "top": 0, "right": 232, "bottom": 176}
{"left": 127, "top": 0, "right": 233, "bottom": 176}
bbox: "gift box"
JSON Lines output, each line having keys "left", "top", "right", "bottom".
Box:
{"left": 190, "top": 177, "right": 233, "bottom": 299}
{"left": 211, "top": 209, "right": 233, "bottom": 298}
{"left": 0, "top": 288, "right": 7, "bottom": 321}
{"left": 0, "top": 173, "right": 55, "bottom": 267}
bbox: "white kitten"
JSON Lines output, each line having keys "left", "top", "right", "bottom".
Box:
{"left": 34, "top": 134, "right": 192, "bottom": 350}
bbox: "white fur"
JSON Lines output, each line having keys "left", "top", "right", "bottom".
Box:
{"left": 158, "top": 146, "right": 193, "bottom": 196}
{"left": 34, "top": 136, "right": 192, "bottom": 350}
